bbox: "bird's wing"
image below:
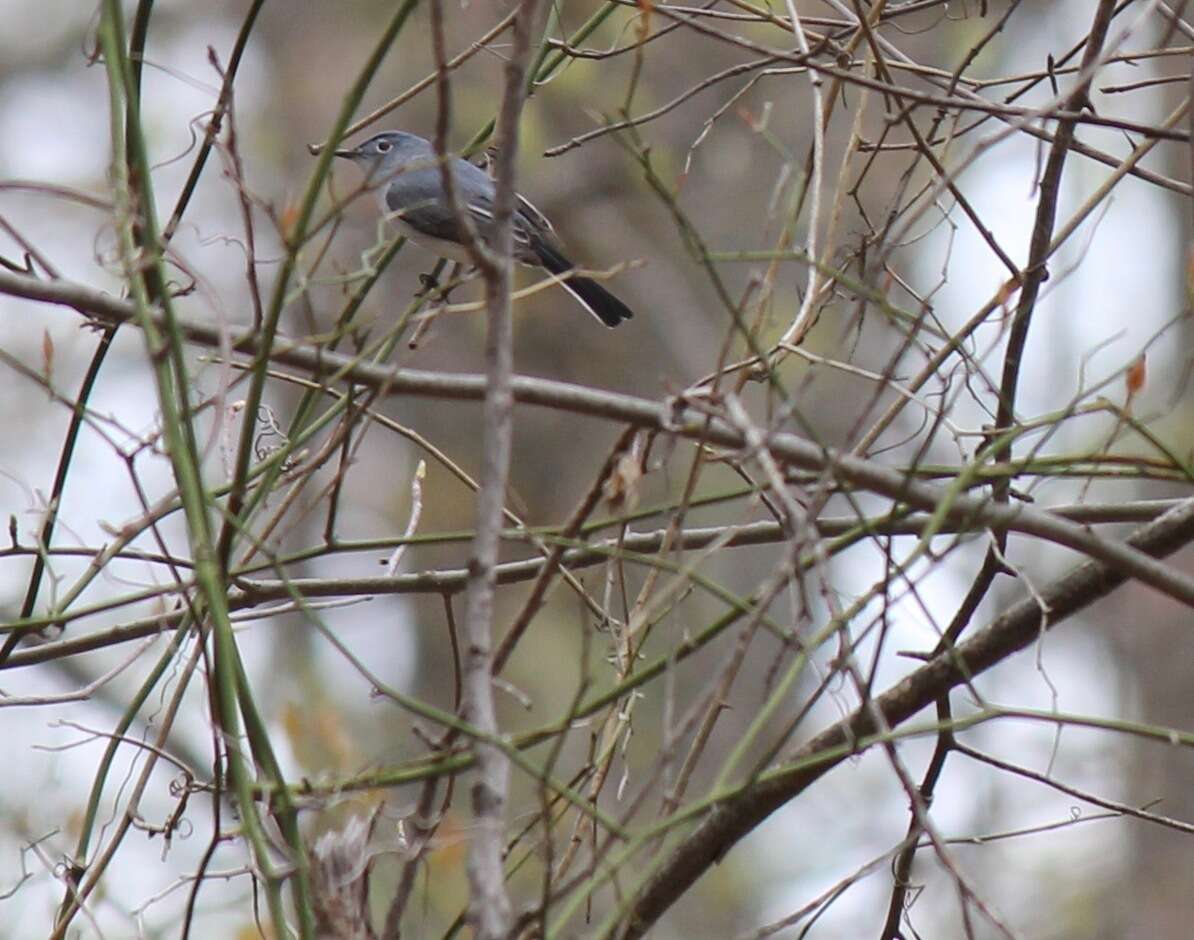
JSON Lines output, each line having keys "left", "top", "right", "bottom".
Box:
{"left": 464, "top": 197, "right": 541, "bottom": 260}
{"left": 469, "top": 149, "right": 556, "bottom": 238}
{"left": 385, "top": 159, "right": 547, "bottom": 261}
{"left": 383, "top": 166, "right": 468, "bottom": 243}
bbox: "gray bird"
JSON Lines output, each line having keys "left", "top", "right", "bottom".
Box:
{"left": 334, "top": 130, "right": 635, "bottom": 328}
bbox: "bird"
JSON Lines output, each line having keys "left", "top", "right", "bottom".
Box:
{"left": 333, "top": 130, "right": 635, "bottom": 328}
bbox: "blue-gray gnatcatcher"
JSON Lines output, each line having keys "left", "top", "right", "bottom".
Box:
{"left": 334, "top": 130, "right": 634, "bottom": 328}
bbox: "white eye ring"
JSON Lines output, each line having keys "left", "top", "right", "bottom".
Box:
{"left": 376, "top": 139, "right": 392, "bottom": 153}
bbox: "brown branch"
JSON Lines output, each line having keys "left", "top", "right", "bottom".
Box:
{"left": 615, "top": 496, "right": 1194, "bottom": 939}
{"left": 443, "top": 0, "right": 547, "bottom": 934}
{"left": 6, "top": 267, "right": 1194, "bottom": 606}
{"left": 992, "top": 0, "right": 1118, "bottom": 478}
{"left": 8, "top": 499, "right": 1186, "bottom": 673}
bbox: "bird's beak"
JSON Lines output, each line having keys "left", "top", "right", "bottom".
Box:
{"left": 333, "top": 149, "right": 358, "bottom": 160}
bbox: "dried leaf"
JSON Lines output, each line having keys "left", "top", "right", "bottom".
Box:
{"left": 604, "top": 453, "right": 643, "bottom": 512}
{"left": 279, "top": 199, "right": 301, "bottom": 240}
{"left": 1126, "top": 353, "right": 1146, "bottom": 398}
{"left": 42, "top": 329, "right": 53, "bottom": 385}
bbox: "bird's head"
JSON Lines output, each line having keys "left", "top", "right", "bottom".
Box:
{"left": 333, "top": 130, "right": 430, "bottom": 174}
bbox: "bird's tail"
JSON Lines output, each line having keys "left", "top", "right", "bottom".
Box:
{"left": 534, "top": 241, "right": 635, "bottom": 328}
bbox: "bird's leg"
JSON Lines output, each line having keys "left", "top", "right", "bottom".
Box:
{"left": 409, "top": 261, "right": 467, "bottom": 349}
{"left": 413, "top": 262, "right": 473, "bottom": 302}
{"left": 414, "top": 271, "right": 441, "bottom": 298}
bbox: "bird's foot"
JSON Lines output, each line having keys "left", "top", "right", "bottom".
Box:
{"left": 414, "top": 272, "right": 441, "bottom": 299}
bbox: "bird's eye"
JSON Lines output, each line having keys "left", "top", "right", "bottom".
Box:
{"left": 376, "top": 139, "right": 392, "bottom": 153}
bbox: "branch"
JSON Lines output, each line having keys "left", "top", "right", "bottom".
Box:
{"left": 448, "top": 0, "right": 547, "bottom": 935}
{"left": 7, "top": 267, "right": 1194, "bottom": 606}
{"left": 616, "top": 496, "right": 1194, "bottom": 939}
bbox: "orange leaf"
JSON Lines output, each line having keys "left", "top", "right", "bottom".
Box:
{"left": 604, "top": 453, "right": 643, "bottom": 512}
{"left": 279, "top": 200, "right": 301, "bottom": 239}
{"left": 1126, "top": 354, "right": 1146, "bottom": 398}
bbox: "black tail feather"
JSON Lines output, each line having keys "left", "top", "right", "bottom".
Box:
{"left": 534, "top": 241, "right": 635, "bottom": 328}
